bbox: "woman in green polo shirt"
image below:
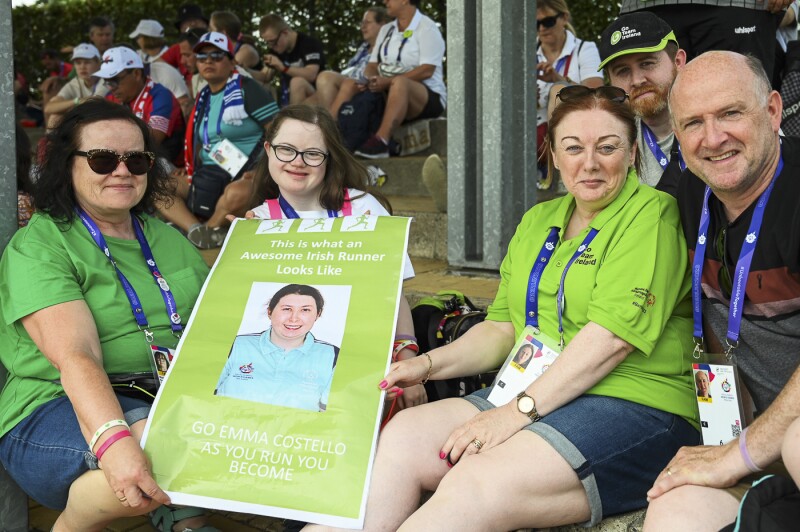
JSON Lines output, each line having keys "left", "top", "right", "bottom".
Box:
{"left": 0, "top": 100, "right": 214, "bottom": 531}
{"left": 325, "top": 86, "right": 701, "bottom": 531}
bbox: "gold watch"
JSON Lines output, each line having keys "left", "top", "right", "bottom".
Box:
{"left": 516, "top": 391, "right": 541, "bottom": 423}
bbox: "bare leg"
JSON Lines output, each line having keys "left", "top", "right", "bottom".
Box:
{"left": 53, "top": 420, "right": 205, "bottom": 532}
{"left": 644, "top": 485, "right": 739, "bottom": 532}
{"left": 375, "top": 77, "right": 431, "bottom": 142}
{"left": 314, "top": 71, "right": 344, "bottom": 110}
{"left": 290, "top": 77, "right": 316, "bottom": 105}
{"left": 329, "top": 78, "right": 362, "bottom": 118}
{"left": 304, "top": 398, "right": 479, "bottom": 531}
{"left": 399, "top": 430, "right": 589, "bottom": 531}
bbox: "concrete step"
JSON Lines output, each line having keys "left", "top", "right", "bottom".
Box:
{"left": 389, "top": 195, "right": 447, "bottom": 261}
{"left": 363, "top": 155, "right": 445, "bottom": 197}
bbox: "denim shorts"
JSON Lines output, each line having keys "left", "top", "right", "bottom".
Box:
{"left": 464, "top": 388, "right": 700, "bottom": 527}
{"left": 0, "top": 395, "right": 150, "bottom": 510}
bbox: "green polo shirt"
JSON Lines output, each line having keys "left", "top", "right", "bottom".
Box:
{"left": 487, "top": 169, "right": 699, "bottom": 428}
{"left": 0, "top": 212, "right": 209, "bottom": 437}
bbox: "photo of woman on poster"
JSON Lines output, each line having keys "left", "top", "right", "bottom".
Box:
{"left": 215, "top": 284, "right": 339, "bottom": 411}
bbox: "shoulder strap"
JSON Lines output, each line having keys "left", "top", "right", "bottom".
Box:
{"left": 341, "top": 189, "right": 352, "bottom": 216}
{"left": 264, "top": 198, "right": 283, "bottom": 218}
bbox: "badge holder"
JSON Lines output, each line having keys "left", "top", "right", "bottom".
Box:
{"left": 691, "top": 337, "right": 747, "bottom": 446}
{"left": 487, "top": 325, "right": 562, "bottom": 407}
{"left": 210, "top": 138, "right": 248, "bottom": 178}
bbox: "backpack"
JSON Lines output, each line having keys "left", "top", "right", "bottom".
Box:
{"left": 721, "top": 474, "right": 800, "bottom": 532}
{"left": 338, "top": 91, "right": 386, "bottom": 151}
{"left": 411, "top": 291, "right": 493, "bottom": 401}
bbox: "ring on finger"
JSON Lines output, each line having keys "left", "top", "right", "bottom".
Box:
{"left": 666, "top": 468, "right": 673, "bottom": 476}
{"left": 118, "top": 496, "right": 127, "bottom": 502}
{"left": 471, "top": 438, "right": 483, "bottom": 450}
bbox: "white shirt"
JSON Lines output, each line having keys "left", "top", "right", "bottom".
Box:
{"left": 147, "top": 61, "right": 189, "bottom": 100}
{"left": 537, "top": 31, "right": 602, "bottom": 126}
{"left": 369, "top": 9, "right": 447, "bottom": 108}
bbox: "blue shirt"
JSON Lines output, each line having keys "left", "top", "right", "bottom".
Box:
{"left": 215, "top": 329, "right": 338, "bottom": 411}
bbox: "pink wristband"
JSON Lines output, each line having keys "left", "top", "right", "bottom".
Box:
{"left": 739, "top": 427, "right": 763, "bottom": 473}
{"left": 95, "top": 429, "right": 132, "bottom": 461}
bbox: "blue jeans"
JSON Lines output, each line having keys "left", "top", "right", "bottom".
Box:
{"left": 0, "top": 395, "right": 150, "bottom": 510}
{"left": 464, "top": 388, "right": 700, "bottom": 526}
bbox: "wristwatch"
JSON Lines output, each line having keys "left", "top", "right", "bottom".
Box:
{"left": 516, "top": 391, "right": 541, "bottom": 423}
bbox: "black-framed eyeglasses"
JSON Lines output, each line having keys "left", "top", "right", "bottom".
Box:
{"left": 195, "top": 51, "right": 229, "bottom": 63}
{"left": 268, "top": 144, "right": 328, "bottom": 167}
{"left": 264, "top": 29, "right": 285, "bottom": 48}
{"left": 103, "top": 70, "right": 131, "bottom": 90}
{"left": 556, "top": 85, "right": 629, "bottom": 103}
{"left": 537, "top": 14, "right": 562, "bottom": 29}
{"left": 74, "top": 149, "right": 155, "bottom": 174}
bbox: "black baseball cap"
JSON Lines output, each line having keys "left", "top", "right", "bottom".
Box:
{"left": 598, "top": 12, "right": 677, "bottom": 70}
{"left": 174, "top": 3, "right": 209, "bottom": 31}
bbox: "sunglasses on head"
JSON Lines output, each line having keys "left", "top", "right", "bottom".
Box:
{"left": 74, "top": 149, "right": 155, "bottom": 174}
{"left": 195, "top": 51, "right": 229, "bottom": 63}
{"left": 537, "top": 14, "right": 562, "bottom": 29}
{"left": 556, "top": 85, "right": 629, "bottom": 103}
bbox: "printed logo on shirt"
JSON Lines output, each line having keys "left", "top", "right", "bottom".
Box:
{"left": 734, "top": 26, "right": 756, "bottom": 35}
{"left": 631, "top": 287, "right": 656, "bottom": 313}
{"left": 239, "top": 363, "right": 254, "bottom": 374}
{"left": 305, "top": 53, "right": 321, "bottom": 61}
{"left": 574, "top": 247, "right": 596, "bottom": 266}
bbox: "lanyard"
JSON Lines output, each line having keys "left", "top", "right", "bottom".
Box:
{"left": 526, "top": 226, "right": 599, "bottom": 347}
{"left": 691, "top": 153, "right": 783, "bottom": 357}
{"left": 641, "top": 123, "right": 686, "bottom": 173}
{"left": 381, "top": 25, "right": 411, "bottom": 63}
{"left": 278, "top": 195, "right": 338, "bottom": 219}
{"left": 76, "top": 208, "right": 182, "bottom": 342}
{"left": 201, "top": 93, "right": 223, "bottom": 151}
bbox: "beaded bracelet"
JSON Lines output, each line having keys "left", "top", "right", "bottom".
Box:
{"left": 394, "top": 334, "right": 417, "bottom": 342}
{"left": 89, "top": 419, "right": 129, "bottom": 452}
{"left": 392, "top": 339, "right": 420, "bottom": 361}
{"left": 95, "top": 429, "right": 132, "bottom": 461}
{"left": 739, "top": 427, "right": 763, "bottom": 473}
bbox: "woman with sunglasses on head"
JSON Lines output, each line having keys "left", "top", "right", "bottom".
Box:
{"left": 304, "top": 87, "right": 700, "bottom": 532}
{"left": 238, "top": 104, "right": 426, "bottom": 412}
{"left": 158, "top": 31, "right": 279, "bottom": 249}
{"left": 536, "top": 0, "right": 603, "bottom": 189}
{"left": 0, "top": 99, "right": 215, "bottom": 531}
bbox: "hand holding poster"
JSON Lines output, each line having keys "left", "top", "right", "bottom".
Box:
{"left": 141, "top": 215, "right": 411, "bottom": 528}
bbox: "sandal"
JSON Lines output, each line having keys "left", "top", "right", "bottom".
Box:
{"left": 150, "top": 505, "right": 221, "bottom": 532}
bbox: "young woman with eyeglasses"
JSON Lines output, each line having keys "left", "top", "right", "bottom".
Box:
{"left": 536, "top": 0, "right": 604, "bottom": 189}
{"left": 238, "top": 104, "right": 426, "bottom": 412}
{"left": 303, "top": 87, "right": 700, "bottom": 532}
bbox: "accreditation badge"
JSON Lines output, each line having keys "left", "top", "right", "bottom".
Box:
{"left": 693, "top": 353, "right": 746, "bottom": 446}
{"left": 149, "top": 344, "right": 176, "bottom": 383}
{"left": 487, "top": 325, "right": 562, "bottom": 407}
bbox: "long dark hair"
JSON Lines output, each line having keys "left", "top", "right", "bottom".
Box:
{"left": 33, "top": 98, "right": 171, "bottom": 223}
{"left": 268, "top": 284, "right": 325, "bottom": 316}
{"left": 251, "top": 105, "right": 371, "bottom": 211}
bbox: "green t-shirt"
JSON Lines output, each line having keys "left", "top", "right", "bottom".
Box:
{"left": 486, "top": 169, "right": 699, "bottom": 429}
{"left": 0, "top": 212, "right": 209, "bottom": 437}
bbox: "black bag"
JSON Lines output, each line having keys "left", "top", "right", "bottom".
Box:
{"left": 780, "top": 41, "right": 800, "bottom": 136}
{"left": 338, "top": 91, "right": 386, "bottom": 151}
{"left": 186, "top": 164, "right": 232, "bottom": 218}
{"left": 411, "top": 291, "right": 493, "bottom": 401}
{"left": 720, "top": 474, "right": 800, "bottom": 532}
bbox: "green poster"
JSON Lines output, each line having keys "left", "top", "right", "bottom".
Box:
{"left": 141, "top": 215, "right": 411, "bottom": 528}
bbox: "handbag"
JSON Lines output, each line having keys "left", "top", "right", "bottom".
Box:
{"left": 186, "top": 164, "right": 232, "bottom": 218}
{"left": 378, "top": 62, "right": 412, "bottom": 77}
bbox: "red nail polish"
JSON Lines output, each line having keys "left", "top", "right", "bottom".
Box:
{"left": 379, "top": 380, "right": 388, "bottom": 389}
{"left": 439, "top": 451, "right": 446, "bottom": 459}
{"left": 397, "top": 388, "right": 404, "bottom": 396}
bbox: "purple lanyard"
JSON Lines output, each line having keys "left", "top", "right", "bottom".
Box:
{"left": 526, "top": 226, "right": 599, "bottom": 346}
{"left": 277, "top": 195, "right": 338, "bottom": 219}
{"left": 641, "top": 123, "right": 686, "bottom": 173}
{"left": 691, "top": 153, "right": 783, "bottom": 356}
{"left": 554, "top": 55, "right": 568, "bottom": 76}
{"left": 76, "top": 208, "right": 182, "bottom": 342}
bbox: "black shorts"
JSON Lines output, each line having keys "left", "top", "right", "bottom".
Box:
{"left": 415, "top": 84, "right": 445, "bottom": 120}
